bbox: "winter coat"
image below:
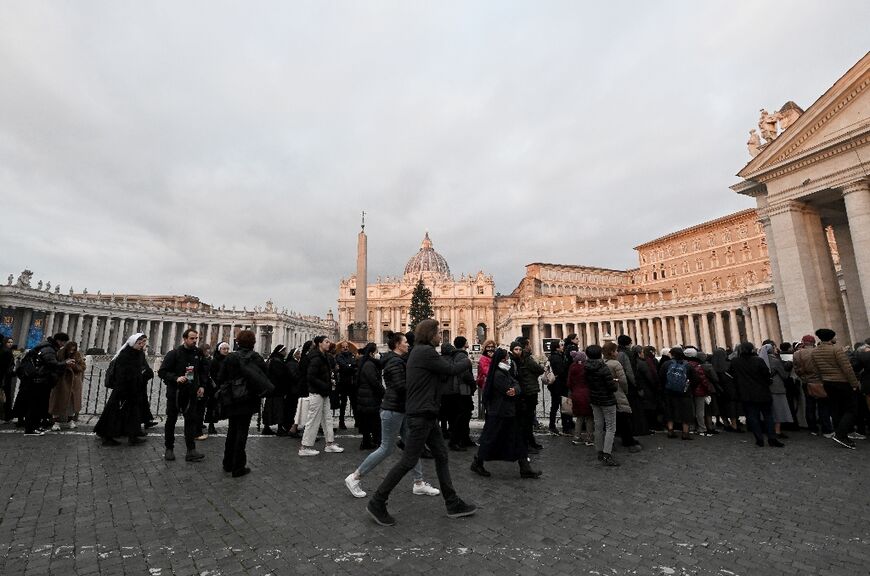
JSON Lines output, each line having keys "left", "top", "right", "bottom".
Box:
{"left": 335, "top": 351, "right": 357, "bottom": 391}
{"left": 380, "top": 351, "right": 408, "bottom": 413}
{"left": 484, "top": 364, "right": 521, "bottom": 418}
{"left": 855, "top": 348, "right": 870, "bottom": 394}
{"left": 355, "top": 356, "right": 385, "bottom": 415}
{"left": 687, "top": 359, "right": 712, "bottom": 397}
{"left": 547, "top": 351, "right": 568, "bottom": 397}
{"left": 218, "top": 348, "right": 274, "bottom": 416}
{"left": 586, "top": 358, "right": 617, "bottom": 407}
{"left": 768, "top": 355, "right": 791, "bottom": 394}
{"left": 476, "top": 353, "right": 492, "bottom": 390}
{"left": 617, "top": 346, "right": 636, "bottom": 388}
{"left": 728, "top": 355, "right": 772, "bottom": 403}
{"left": 48, "top": 349, "right": 85, "bottom": 416}
{"left": 306, "top": 348, "right": 332, "bottom": 397}
{"left": 635, "top": 356, "right": 659, "bottom": 410}
{"left": 285, "top": 357, "right": 303, "bottom": 397}
{"left": 442, "top": 345, "right": 475, "bottom": 396}
{"left": 516, "top": 352, "right": 544, "bottom": 396}
{"left": 158, "top": 345, "right": 206, "bottom": 389}
{"left": 405, "top": 344, "right": 470, "bottom": 417}
{"left": 567, "top": 361, "right": 592, "bottom": 417}
{"left": 793, "top": 348, "right": 820, "bottom": 384}
{"left": 811, "top": 342, "right": 860, "bottom": 387}
{"left": 606, "top": 359, "right": 631, "bottom": 413}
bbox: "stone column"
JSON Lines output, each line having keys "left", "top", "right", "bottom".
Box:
{"left": 584, "top": 322, "right": 593, "bottom": 348}
{"left": 74, "top": 314, "right": 86, "bottom": 344}
{"left": 60, "top": 312, "right": 70, "bottom": 335}
{"left": 841, "top": 180, "right": 870, "bottom": 340}
{"left": 764, "top": 200, "right": 846, "bottom": 341}
{"left": 659, "top": 316, "right": 670, "bottom": 348}
{"left": 114, "top": 319, "right": 127, "bottom": 353}
{"left": 45, "top": 311, "right": 56, "bottom": 338}
{"left": 645, "top": 318, "right": 655, "bottom": 348}
{"left": 713, "top": 311, "right": 726, "bottom": 350}
{"left": 100, "top": 316, "right": 112, "bottom": 351}
{"left": 168, "top": 321, "right": 178, "bottom": 350}
{"left": 700, "top": 313, "right": 712, "bottom": 352}
{"left": 728, "top": 309, "right": 740, "bottom": 348}
{"left": 18, "top": 308, "right": 32, "bottom": 345}
{"left": 673, "top": 314, "right": 683, "bottom": 346}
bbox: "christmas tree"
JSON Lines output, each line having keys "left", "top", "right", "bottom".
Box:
{"left": 409, "top": 278, "right": 433, "bottom": 331}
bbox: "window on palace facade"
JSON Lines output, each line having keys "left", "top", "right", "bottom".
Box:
{"left": 699, "top": 280, "right": 706, "bottom": 293}
{"left": 670, "top": 265, "right": 677, "bottom": 277}
{"left": 725, "top": 246, "right": 735, "bottom": 264}
{"left": 712, "top": 277, "right": 721, "bottom": 290}
{"left": 693, "top": 239, "right": 701, "bottom": 251}
{"left": 350, "top": 289, "right": 356, "bottom": 296}
{"left": 741, "top": 242, "right": 751, "bottom": 262}
{"left": 682, "top": 261, "right": 689, "bottom": 274}
{"left": 680, "top": 242, "right": 688, "bottom": 254}
{"left": 695, "top": 259, "right": 703, "bottom": 271}
{"left": 723, "top": 229, "right": 732, "bottom": 242}
{"left": 710, "top": 250, "right": 719, "bottom": 267}
{"left": 707, "top": 233, "right": 715, "bottom": 247}
{"left": 477, "top": 286, "right": 484, "bottom": 295}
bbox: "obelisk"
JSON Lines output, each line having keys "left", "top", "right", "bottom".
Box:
{"left": 352, "top": 211, "right": 368, "bottom": 343}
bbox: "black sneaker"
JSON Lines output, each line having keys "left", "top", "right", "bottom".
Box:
{"left": 164, "top": 448, "right": 176, "bottom": 461}
{"left": 185, "top": 450, "right": 205, "bottom": 462}
{"left": 601, "top": 453, "right": 620, "bottom": 467}
{"left": 832, "top": 436, "right": 856, "bottom": 450}
{"left": 366, "top": 501, "right": 396, "bottom": 526}
{"left": 232, "top": 467, "right": 251, "bottom": 478}
{"left": 446, "top": 499, "right": 477, "bottom": 519}
{"left": 470, "top": 458, "right": 491, "bottom": 477}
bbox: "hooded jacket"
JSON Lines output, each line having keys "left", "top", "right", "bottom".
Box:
{"left": 587, "top": 358, "right": 617, "bottom": 407}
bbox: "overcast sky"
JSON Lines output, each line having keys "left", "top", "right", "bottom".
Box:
{"left": 1, "top": 1, "right": 867, "bottom": 317}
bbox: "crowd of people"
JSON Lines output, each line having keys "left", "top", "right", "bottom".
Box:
{"left": 2, "top": 321, "right": 869, "bottom": 525}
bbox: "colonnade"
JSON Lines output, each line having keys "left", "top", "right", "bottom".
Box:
{"left": 520, "top": 302, "right": 780, "bottom": 356}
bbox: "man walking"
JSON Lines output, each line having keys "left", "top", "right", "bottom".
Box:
{"left": 366, "top": 319, "right": 476, "bottom": 526}
{"left": 158, "top": 328, "right": 206, "bottom": 462}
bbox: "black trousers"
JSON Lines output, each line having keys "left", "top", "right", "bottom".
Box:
{"left": 743, "top": 400, "right": 775, "bottom": 442}
{"left": 2, "top": 377, "right": 16, "bottom": 421}
{"left": 824, "top": 381, "right": 857, "bottom": 441}
{"left": 518, "top": 393, "right": 538, "bottom": 446}
{"left": 223, "top": 413, "right": 253, "bottom": 473}
{"left": 164, "top": 384, "right": 198, "bottom": 451}
{"left": 24, "top": 380, "right": 51, "bottom": 433}
{"left": 616, "top": 411, "right": 639, "bottom": 446}
{"left": 449, "top": 395, "right": 474, "bottom": 446}
{"left": 338, "top": 383, "right": 357, "bottom": 424}
{"left": 372, "top": 414, "right": 458, "bottom": 506}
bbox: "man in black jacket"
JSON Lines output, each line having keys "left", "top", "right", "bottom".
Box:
{"left": 446, "top": 337, "right": 476, "bottom": 450}
{"left": 367, "top": 319, "right": 477, "bottom": 526}
{"left": 158, "top": 329, "right": 206, "bottom": 462}
{"left": 21, "top": 332, "right": 72, "bottom": 436}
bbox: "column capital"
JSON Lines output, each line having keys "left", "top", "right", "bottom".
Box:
{"left": 840, "top": 178, "right": 870, "bottom": 197}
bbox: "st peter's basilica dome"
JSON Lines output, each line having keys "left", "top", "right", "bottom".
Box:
{"left": 403, "top": 232, "right": 451, "bottom": 279}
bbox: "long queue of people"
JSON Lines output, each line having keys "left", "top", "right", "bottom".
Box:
{"left": 535, "top": 329, "right": 870, "bottom": 462}
{"left": 3, "top": 322, "right": 869, "bottom": 527}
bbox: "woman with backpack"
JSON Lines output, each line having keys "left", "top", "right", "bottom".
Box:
{"left": 660, "top": 347, "right": 696, "bottom": 441}
{"left": 217, "top": 329, "right": 274, "bottom": 477}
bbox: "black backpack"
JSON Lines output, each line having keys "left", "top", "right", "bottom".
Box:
{"left": 15, "top": 344, "right": 50, "bottom": 382}
{"left": 217, "top": 353, "right": 253, "bottom": 407}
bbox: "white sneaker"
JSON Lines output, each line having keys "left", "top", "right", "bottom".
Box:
{"left": 848, "top": 432, "right": 866, "bottom": 440}
{"left": 298, "top": 447, "right": 319, "bottom": 457}
{"left": 413, "top": 481, "right": 441, "bottom": 496}
{"left": 68, "top": 421, "right": 77, "bottom": 430}
{"left": 51, "top": 423, "right": 61, "bottom": 432}
{"left": 324, "top": 444, "right": 344, "bottom": 453}
{"left": 345, "top": 473, "right": 367, "bottom": 498}
{"left": 823, "top": 432, "right": 836, "bottom": 439}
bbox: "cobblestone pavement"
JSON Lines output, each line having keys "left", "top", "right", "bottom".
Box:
{"left": 1, "top": 421, "right": 868, "bottom": 576}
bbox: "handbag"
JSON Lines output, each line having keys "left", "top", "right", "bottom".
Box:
{"left": 806, "top": 381, "right": 827, "bottom": 399}
{"left": 294, "top": 396, "right": 311, "bottom": 427}
{"left": 560, "top": 396, "right": 573, "bottom": 415}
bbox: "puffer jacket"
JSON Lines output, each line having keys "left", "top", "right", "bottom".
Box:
{"left": 306, "top": 348, "right": 332, "bottom": 397}
{"left": 587, "top": 358, "right": 617, "bottom": 407}
{"left": 728, "top": 354, "right": 772, "bottom": 403}
{"left": 812, "top": 342, "right": 859, "bottom": 387}
{"left": 793, "top": 347, "right": 820, "bottom": 384}
{"left": 379, "top": 351, "right": 408, "bottom": 413}
{"left": 517, "top": 352, "right": 545, "bottom": 396}
{"left": 355, "top": 356, "right": 384, "bottom": 415}
{"left": 606, "top": 359, "right": 631, "bottom": 413}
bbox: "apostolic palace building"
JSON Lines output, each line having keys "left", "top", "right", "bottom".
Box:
{"left": 338, "top": 52, "right": 870, "bottom": 356}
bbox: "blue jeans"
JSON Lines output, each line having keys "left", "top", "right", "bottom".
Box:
{"left": 357, "top": 409, "right": 423, "bottom": 481}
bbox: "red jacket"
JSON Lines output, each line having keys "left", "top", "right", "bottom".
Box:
{"left": 567, "top": 362, "right": 592, "bottom": 417}
{"left": 476, "top": 354, "right": 492, "bottom": 390}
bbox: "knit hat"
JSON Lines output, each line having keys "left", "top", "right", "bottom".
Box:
{"left": 660, "top": 347, "right": 671, "bottom": 357}
{"left": 684, "top": 347, "right": 698, "bottom": 358}
{"left": 570, "top": 350, "right": 587, "bottom": 362}
{"left": 801, "top": 334, "right": 816, "bottom": 345}
{"left": 815, "top": 328, "right": 836, "bottom": 342}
